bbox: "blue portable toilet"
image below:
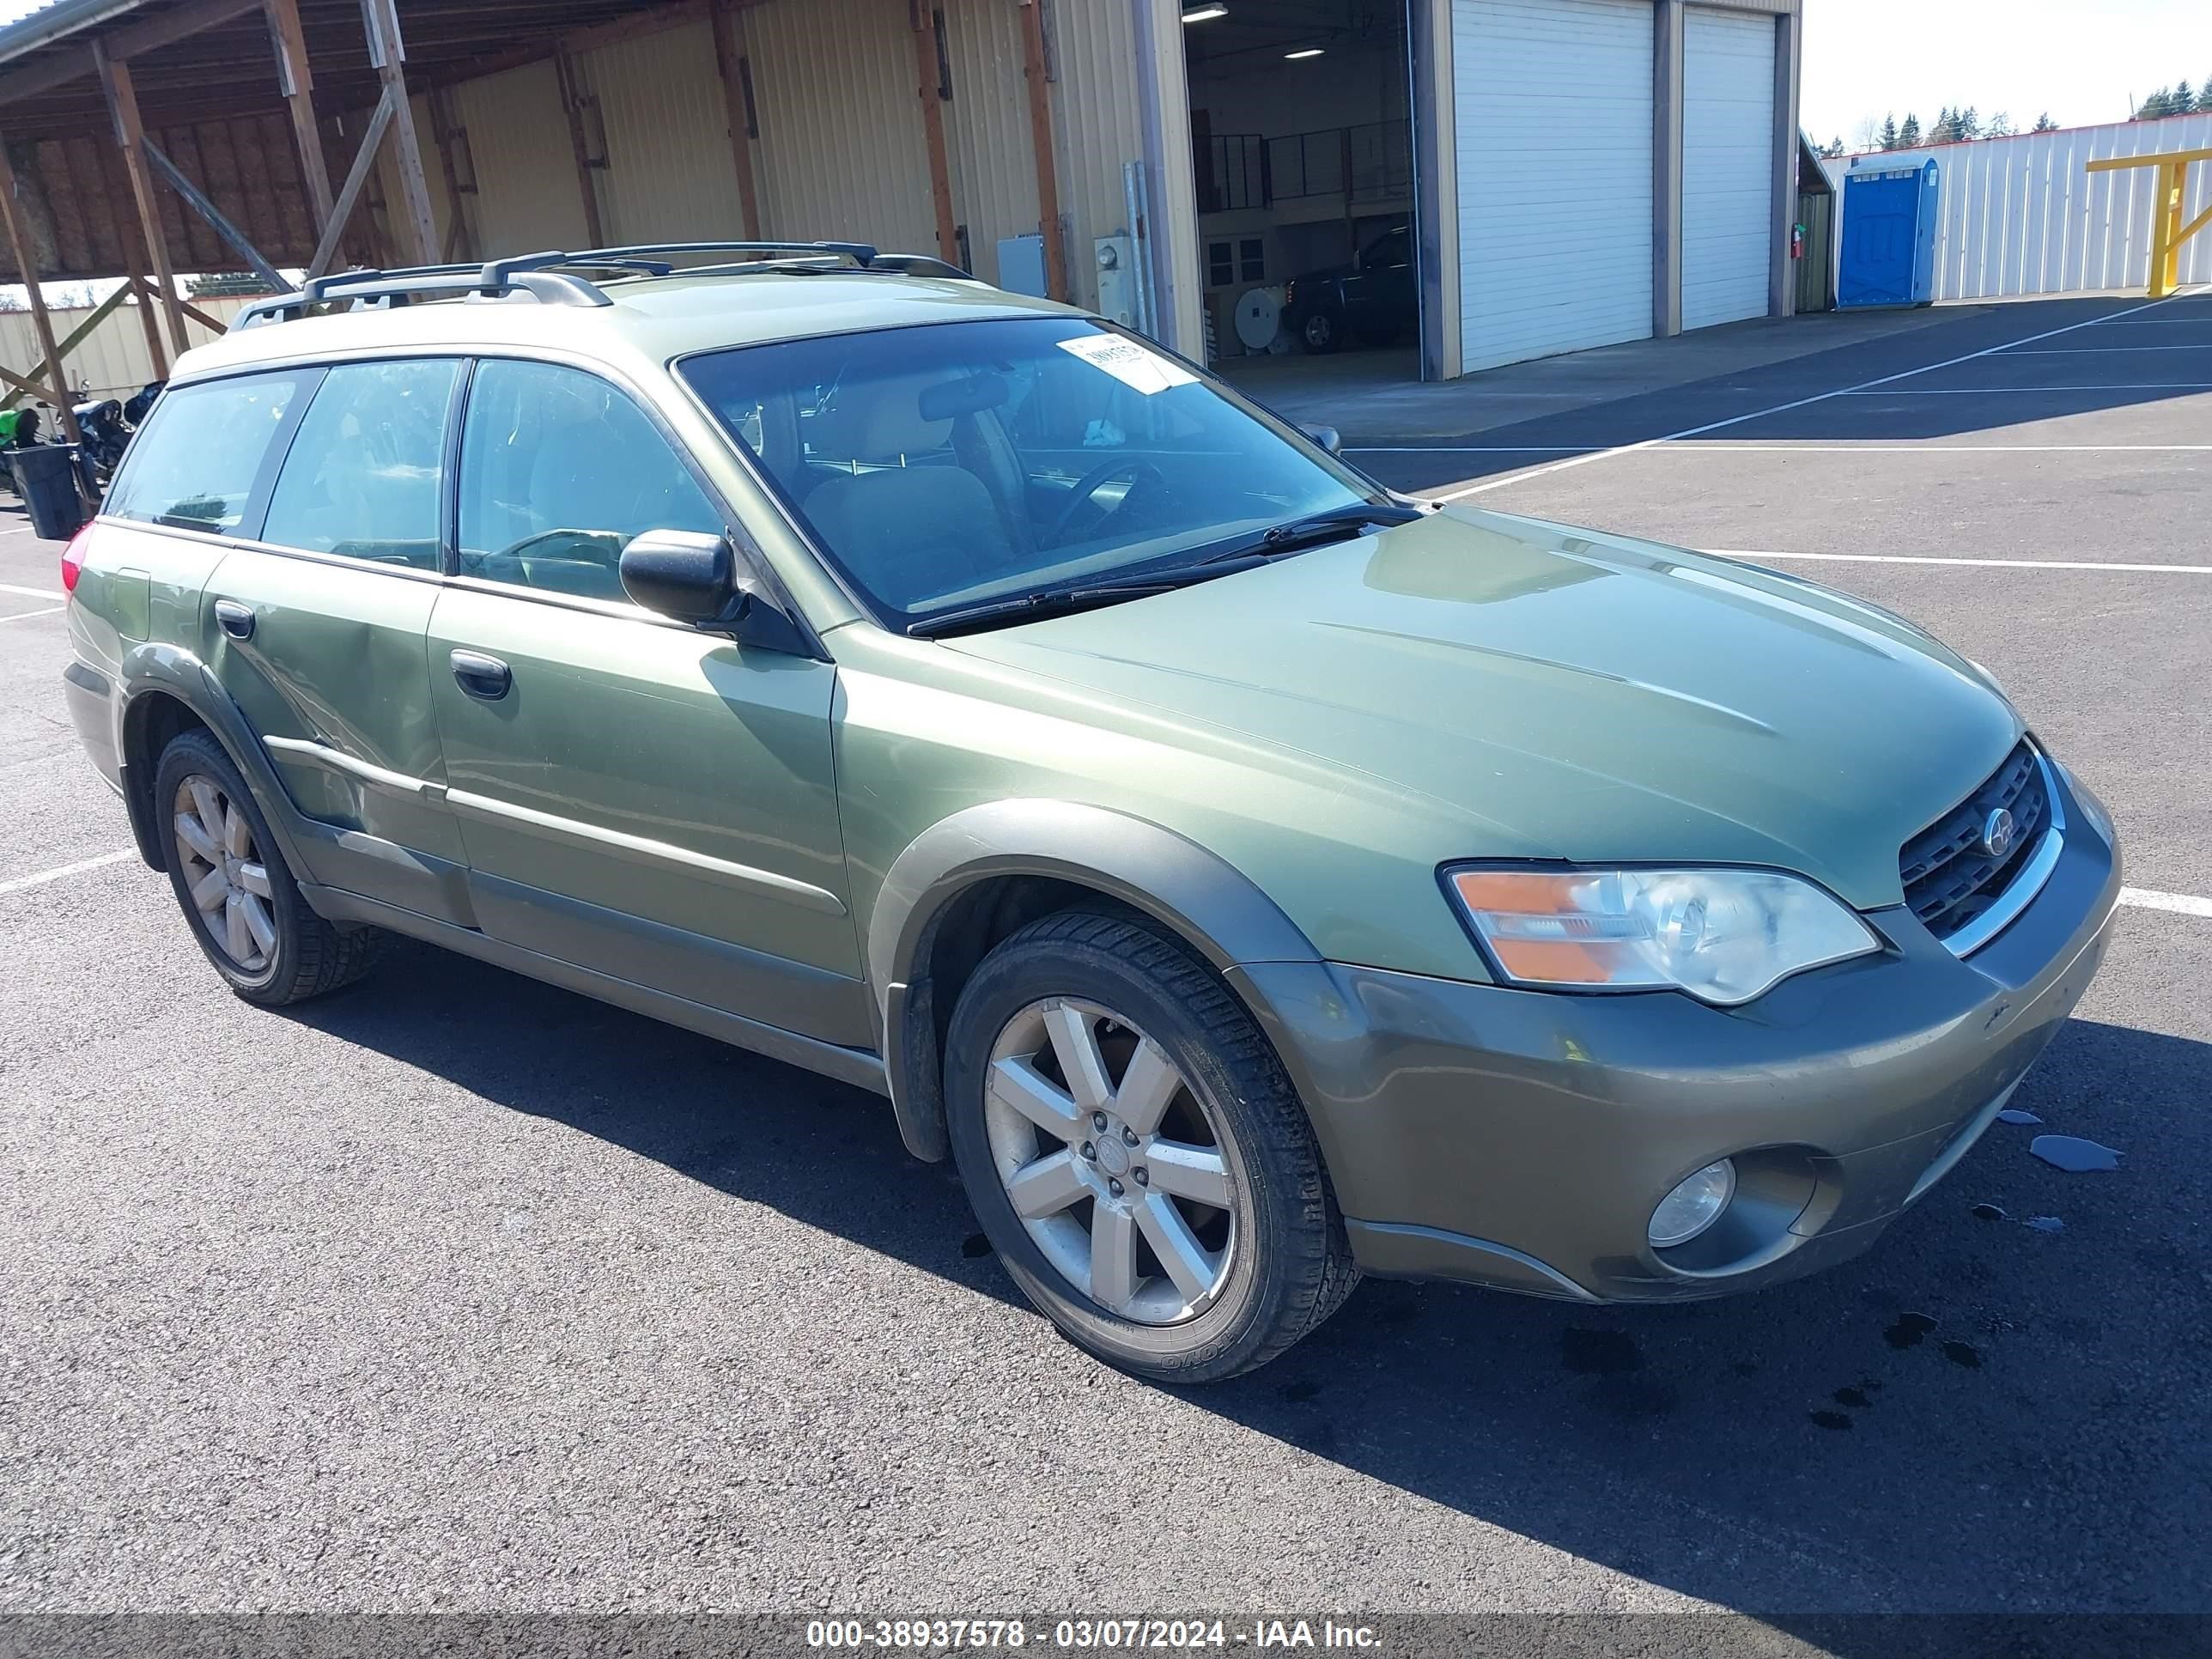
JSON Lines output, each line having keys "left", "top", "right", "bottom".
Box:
{"left": 1838, "top": 159, "right": 1940, "bottom": 307}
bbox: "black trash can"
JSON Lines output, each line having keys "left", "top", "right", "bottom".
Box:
{"left": 8, "top": 443, "right": 89, "bottom": 541}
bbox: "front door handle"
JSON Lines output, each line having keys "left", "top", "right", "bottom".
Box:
{"left": 213, "top": 599, "right": 255, "bottom": 641}
{"left": 450, "top": 648, "right": 512, "bottom": 701}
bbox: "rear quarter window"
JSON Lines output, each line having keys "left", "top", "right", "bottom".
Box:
{"left": 104, "top": 368, "right": 315, "bottom": 536}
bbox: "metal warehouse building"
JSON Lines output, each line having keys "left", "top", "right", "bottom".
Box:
{"left": 0, "top": 0, "right": 1800, "bottom": 403}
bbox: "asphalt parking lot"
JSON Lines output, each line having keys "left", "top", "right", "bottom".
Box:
{"left": 2, "top": 292, "right": 2208, "bottom": 1636}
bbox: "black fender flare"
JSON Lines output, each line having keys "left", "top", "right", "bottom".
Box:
{"left": 867, "top": 799, "right": 1323, "bottom": 1161}
{"left": 115, "top": 643, "right": 316, "bottom": 883}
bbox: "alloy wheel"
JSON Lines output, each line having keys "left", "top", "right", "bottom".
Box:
{"left": 982, "top": 998, "right": 1237, "bottom": 1324}
{"left": 172, "top": 774, "right": 276, "bottom": 974}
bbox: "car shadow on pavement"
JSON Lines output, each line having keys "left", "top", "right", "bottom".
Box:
{"left": 281, "top": 944, "right": 2210, "bottom": 1618}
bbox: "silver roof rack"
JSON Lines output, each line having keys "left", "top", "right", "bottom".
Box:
{"left": 231, "top": 240, "right": 964, "bottom": 328}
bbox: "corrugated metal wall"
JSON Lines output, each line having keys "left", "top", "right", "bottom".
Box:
{"left": 451, "top": 59, "right": 592, "bottom": 256}
{"left": 1046, "top": 0, "right": 1143, "bottom": 313}
{"left": 1823, "top": 111, "right": 2212, "bottom": 301}
{"left": 261, "top": 0, "right": 1141, "bottom": 306}
{"left": 579, "top": 19, "right": 751, "bottom": 246}
{"left": 740, "top": 0, "right": 940, "bottom": 258}
{"left": 0, "top": 291, "right": 252, "bottom": 404}
{"left": 939, "top": 0, "right": 1041, "bottom": 287}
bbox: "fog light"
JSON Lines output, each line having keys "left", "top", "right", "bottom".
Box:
{"left": 1649, "top": 1160, "right": 1736, "bottom": 1249}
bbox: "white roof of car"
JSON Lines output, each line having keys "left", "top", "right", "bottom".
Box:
{"left": 173, "top": 268, "right": 1082, "bottom": 386}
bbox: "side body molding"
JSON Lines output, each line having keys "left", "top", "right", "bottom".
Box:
{"left": 866, "top": 799, "right": 1324, "bottom": 1163}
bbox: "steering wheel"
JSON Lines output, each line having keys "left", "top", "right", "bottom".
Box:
{"left": 1048, "top": 459, "right": 1169, "bottom": 544}
{"left": 486, "top": 526, "right": 620, "bottom": 562}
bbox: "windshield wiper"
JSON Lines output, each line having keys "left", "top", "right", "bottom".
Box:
{"left": 905, "top": 503, "right": 1419, "bottom": 639}
{"left": 1195, "top": 501, "right": 1425, "bottom": 567}
{"left": 906, "top": 560, "right": 1270, "bottom": 639}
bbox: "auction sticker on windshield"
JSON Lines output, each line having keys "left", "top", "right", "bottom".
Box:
{"left": 1057, "top": 332, "right": 1197, "bottom": 394}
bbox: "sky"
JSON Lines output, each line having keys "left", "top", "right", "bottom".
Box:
{"left": 1802, "top": 0, "right": 2212, "bottom": 149}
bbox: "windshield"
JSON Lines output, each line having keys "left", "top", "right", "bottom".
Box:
{"left": 678, "top": 317, "right": 1373, "bottom": 628}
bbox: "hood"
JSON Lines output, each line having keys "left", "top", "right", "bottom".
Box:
{"left": 946, "top": 507, "right": 2021, "bottom": 910}
{"left": 1291, "top": 262, "right": 1356, "bottom": 287}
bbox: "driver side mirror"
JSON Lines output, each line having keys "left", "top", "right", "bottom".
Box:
{"left": 621, "top": 529, "right": 738, "bottom": 623}
{"left": 619, "top": 528, "right": 812, "bottom": 655}
{"left": 1298, "top": 423, "right": 1343, "bottom": 455}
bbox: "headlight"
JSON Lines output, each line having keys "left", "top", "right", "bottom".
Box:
{"left": 1444, "top": 866, "right": 1880, "bottom": 1006}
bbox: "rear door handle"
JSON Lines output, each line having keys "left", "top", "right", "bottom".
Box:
{"left": 213, "top": 599, "right": 255, "bottom": 641}
{"left": 450, "top": 648, "right": 512, "bottom": 701}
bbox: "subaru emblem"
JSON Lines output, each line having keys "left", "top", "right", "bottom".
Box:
{"left": 1978, "top": 807, "right": 2017, "bottom": 860}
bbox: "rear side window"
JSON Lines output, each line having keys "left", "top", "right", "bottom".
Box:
{"left": 261, "top": 358, "right": 459, "bottom": 568}
{"left": 455, "top": 358, "right": 722, "bottom": 604}
{"left": 104, "top": 370, "right": 312, "bottom": 535}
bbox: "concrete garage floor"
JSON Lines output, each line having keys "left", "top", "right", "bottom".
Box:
{"left": 2, "top": 292, "right": 2209, "bottom": 1633}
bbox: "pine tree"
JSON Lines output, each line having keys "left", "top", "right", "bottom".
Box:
{"left": 1984, "top": 112, "right": 2015, "bottom": 139}
{"left": 1899, "top": 112, "right": 1922, "bottom": 146}
{"left": 2033, "top": 112, "right": 2058, "bottom": 132}
{"left": 2175, "top": 81, "right": 2195, "bottom": 113}
{"left": 1826, "top": 136, "right": 1846, "bottom": 157}
{"left": 1960, "top": 106, "right": 1980, "bottom": 139}
{"left": 2137, "top": 87, "right": 2173, "bottom": 118}
{"left": 2198, "top": 81, "right": 2212, "bottom": 112}
{"left": 1881, "top": 113, "right": 1899, "bottom": 149}
{"left": 1929, "top": 106, "right": 1952, "bottom": 143}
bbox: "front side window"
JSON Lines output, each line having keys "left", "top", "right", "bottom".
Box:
{"left": 104, "top": 369, "right": 313, "bottom": 536}
{"left": 261, "top": 358, "right": 459, "bottom": 568}
{"left": 678, "top": 318, "right": 1370, "bottom": 628}
{"left": 456, "top": 359, "right": 724, "bottom": 604}
{"left": 1363, "top": 229, "right": 1410, "bottom": 269}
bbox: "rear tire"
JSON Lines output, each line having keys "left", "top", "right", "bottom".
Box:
{"left": 945, "top": 908, "right": 1356, "bottom": 1383}
{"left": 152, "top": 729, "right": 381, "bottom": 1006}
{"left": 1300, "top": 310, "right": 1342, "bottom": 354}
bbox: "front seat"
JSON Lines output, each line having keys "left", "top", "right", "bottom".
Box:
{"left": 803, "top": 377, "right": 1018, "bottom": 611}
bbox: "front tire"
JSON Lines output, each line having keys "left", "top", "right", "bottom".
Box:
{"left": 153, "top": 729, "right": 381, "bottom": 1006}
{"left": 1300, "top": 309, "right": 1342, "bottom": 354}
{"left": 945, "top": 909, "right": 1356, "bottom": 1382}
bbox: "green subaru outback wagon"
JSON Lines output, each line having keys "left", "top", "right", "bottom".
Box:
{"left": 59, "top": 244, "right": 2120, "bottom": 1382}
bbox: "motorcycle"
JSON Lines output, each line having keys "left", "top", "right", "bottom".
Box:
{"left": 74, "top": 396, "right": 130, "bottom": 480}
{"left": 122, "top": 380, "right": 163, "bottom": 428}
{"left": 57, "top": 381, "right": 161, "bottom": 485}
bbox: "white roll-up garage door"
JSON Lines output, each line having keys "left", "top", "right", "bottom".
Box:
{"left": 1680, "top": 7, "right": 1777, "bottom": 330}
{"left": 1452, "top": 0, "right": 1654, "bottom": 372}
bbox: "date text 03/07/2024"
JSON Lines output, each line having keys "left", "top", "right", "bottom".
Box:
{"left": 804, "top": 1618, "right": 1383, "bottom": 1650}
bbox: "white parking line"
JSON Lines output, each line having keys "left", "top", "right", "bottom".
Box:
{"left": 1, "top": 605, "right": 62, "bottom": 623}
{"left": 1432, "top": 287, "right": 2203, "bottom": 501}
{"left": 0, "top": 581, "right": 64, "bottom": 600}
{"left": 1705, "top": 549, "right": 2210, "bottom": 574}
{"left": 1838, "top": 382, "right": 2212, "bottom": 395}
{"left": 1369, "top": 443, "right": 2212, "bottom": 454}
{"left": 0, "top": 848, "right": 137, "bottom": 898}
{"left": 2123, "top": 887, "right": 2212, "bottom": 919}
{"left": 1999, "top": 343, "right": 2212, "bottom": 353}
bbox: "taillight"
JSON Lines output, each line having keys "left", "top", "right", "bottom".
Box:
{"left": 59, "top": 522, "right": 92, "bottom": 595}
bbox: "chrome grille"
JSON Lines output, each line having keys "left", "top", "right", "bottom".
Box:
{"left": 1899, "top": 741, "right": 2051, "bottom": 942}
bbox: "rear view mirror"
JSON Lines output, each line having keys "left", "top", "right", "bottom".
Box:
{"left": 1299, "top": 423, "right": 1343, "bottom": 455}
{"left": 620, "top": 529, "right": 738, "bottom": 623}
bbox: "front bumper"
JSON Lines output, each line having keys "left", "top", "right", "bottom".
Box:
{"left": 1233, "top": 767, "right": 2122, "bottom": 1304}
